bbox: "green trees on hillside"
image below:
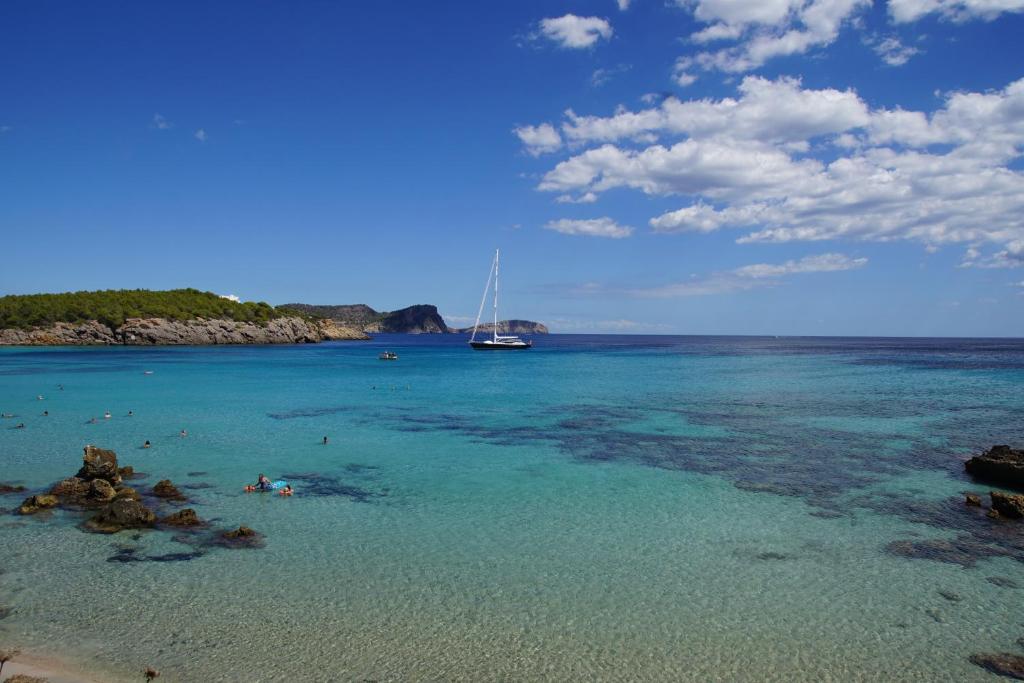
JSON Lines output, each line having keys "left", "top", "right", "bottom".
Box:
{"left": 0, "top": 289, "right": 282, "bottom": 329}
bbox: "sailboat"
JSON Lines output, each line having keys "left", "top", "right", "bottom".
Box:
{"left": 469, "top": 249, "right": 532, "bottom": 350}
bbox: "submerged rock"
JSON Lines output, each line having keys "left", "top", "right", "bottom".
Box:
{"left": 991, "top": 491, "right": 1024, "bottom": 519}
{"left": 215, "top": 525, "right": 265, "bottom": 549}
{"left": 113, "top": 486, "right": 141, "bottom": 501}
{"left": 965, "top": 445, "right": 1024, "bottom": 489}
{"left": 965, "top": 493, "right": 982, "bottom": 507}
{"left": 161, "top": 508, "right": 202, "bottom": 527}
{"left": 17, "top": 494, "right": 58, "bottom": 515}
{"left": 0, "top": 483, "right": 27, "bottom": 495}
{"left": 969, "top": 652, "right": 1024, "bottom": 679}
{"left": 152, "top": 479, "right": 185, "bottom": 501}
{"left": 76, "top": 445, "right": 121, "bottom": 484}
{"left": 85, "top": 499, "right": 156, "bottom": 533}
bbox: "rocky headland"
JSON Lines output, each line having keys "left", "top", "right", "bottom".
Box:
{"left": 283, "top": 302, "right": 548, "bottom": 335}
{"left": 0, "top": 316, "right": 367, "bottom": 346}
{"left": 453, "top": 319, "right": 549, "bottom": 335}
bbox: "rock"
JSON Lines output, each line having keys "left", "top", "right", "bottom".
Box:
{"left": 76, "top": 445, "right": 121, "bottom": 484}
{"left": 5, "top": 675, "right": 52, "bottom": 683}
{"left": 84, "top": 499, "right": 156, "bottom": 533}
{"left": 118, "top": 465, "right": 135, "bottom": 478}
{"left": 0, "top": 319, "right": 118, "bottom": 346}
{"left": 988, "top": 508, "right": 1001, "bottom": 519}
{"left": 152, "top": 479, "right": 185, "bottom": 501}
{"left": 938, "top": 590, "right": 962, "bottom": 602}
{"left": 965, "top": 493, "right": 982, "bottom": 506}
{"left": 85, "top": 479, "right": 116, "bottom": 505}
{"left": 965, "top": 445, "right": 1024, "bottom": 488}
{"left": 17, "top": 494, "right": 59, "bottom": 515}
{"left": 215, "top": 525, "right": 265, "bottom": 549}
{"left": 161, "top": 508, "right": 202, "bottom": 527}
{"left": 0, "top": 483, "right": 27, "bottom": 495}
{"left": 987, "top": 576, "right": 1021, "bottom": 589}
{"left": 991, "top": 491, "right": 1024, "bottom": 519}
{"left": 50, "top": 477, "right": 89, "bottom": 501}
{"left": 969, "top": 652, "right": 1024, "bottom": 679}
{"left": 113, "top": 486, "right": 141, "bottom": 501}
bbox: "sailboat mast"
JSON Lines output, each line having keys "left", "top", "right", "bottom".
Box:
{"left": 493, "top": 248, "right": 499, "bottom": 341}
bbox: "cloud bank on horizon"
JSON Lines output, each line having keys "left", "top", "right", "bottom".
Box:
{"left": 517, "top": 0, "right": 1024, "bottom": 293}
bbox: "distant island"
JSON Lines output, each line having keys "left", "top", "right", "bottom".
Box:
{"left": 282, "top": 303, "right": 548, "bottom": 336}
{"left": 0, "top": 290, "right": 547, "bottom": 345}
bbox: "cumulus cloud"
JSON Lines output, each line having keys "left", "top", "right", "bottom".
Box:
{"left": 152, "top": 113, "right": 173, "bottom": 130}
{"left": 526, "top": 75, "right": 1024, "bottom": 263}
{"left": 540, "top": 14, "right": 613, "bottom": 49}
{"left": 889, "top": 0, "right": 1024, "bottom": 22}
{"left": 617, "top": 0, "right": 632, "bottom": 9}
{"left": 574, "top": 252, "right": 867, "bottom": 298}
{"left": 866, "top": 34, "right": 921, "bottom": 65}
{"left": 514, "top": 123, "right": 562, "bottom": 156}
{"left": 545, "top": 217, "right": 634, "bottom": 238}
{"left": 676, "top": 0, "right": 870, "bottom": 74}
{"left": 194, "top": 128, "right": 208, "bottom": 142}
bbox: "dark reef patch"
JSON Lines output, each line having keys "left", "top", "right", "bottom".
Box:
{"left": 268, "top": 406, "right": 350, "bottom": 420}
{"left": 279, "top": 472, "right": 380, "bottom": 502}
{"left": 186, "top": 471, "right": 208, "bottom": 477}
{"left": 107, "top": 547, "right": 204, "bottom": 563}
{"left": 987, "top": 576, "right": 1021, "bottom": 589}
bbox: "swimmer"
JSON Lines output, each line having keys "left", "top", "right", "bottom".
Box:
{"left": 279, "top": 484, "right": 293, "bottom": 497}
{"left": 58, "top": 384, "right": 64, "bottom": 391}
{"left": 143, "top": 440, "right": 151, "bottom": 449}
{"left": 323, "top": 436, "right": 328, "bottom": 445}
{"left": 127, "top": 410, "right": 134, "bottom": 417}
{"left": 89, "top": 417, "right": 98, "bottom": 424}
{"left": 104, "top": 411, "right": 112, "bottom": 419}
{"left": 37, "top": 395, "right": 44, "bottom": 401}
{"left": 180, "top": 429, "right": 187, "bottom": 437}
{"left": 1, "top": 413, "right": 12, "bottom": 419}
{"left": 245, "top": 473, "right": 272, "bottom": 492}
{"left": 15, "top": 423, "right": 25, "bottom": 429}
{"left": 42, "top": 410, "right": 49, "bottom": 417}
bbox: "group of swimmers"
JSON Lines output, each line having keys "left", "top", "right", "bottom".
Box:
{"left": 245, "top": 473, "right": 293, "bottom": 496}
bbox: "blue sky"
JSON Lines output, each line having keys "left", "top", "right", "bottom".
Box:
{"left": 2, "top": 0, "right": 1023, "bottom": 336}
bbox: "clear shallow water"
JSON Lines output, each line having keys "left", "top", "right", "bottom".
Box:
{"left": 1, "top": 335, "right": 1023, "bottom": 681}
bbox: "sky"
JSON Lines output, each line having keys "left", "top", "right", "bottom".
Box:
{"left": 2, "top": 0, "right": 1023, "bottom": 336}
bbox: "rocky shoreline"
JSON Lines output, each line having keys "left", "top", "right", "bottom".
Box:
{"left": 0, "top": 316, "right": 369, "bottom": 346}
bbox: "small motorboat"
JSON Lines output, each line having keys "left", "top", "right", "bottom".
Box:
{"left": 378, "top": 351, "right": 398, "bottom": 360}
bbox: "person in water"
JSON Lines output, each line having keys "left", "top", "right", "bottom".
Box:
{"left": 322, "top": 436, "right": 328, "bottom": 445}
{"left": 127, "top": 410, "right": 133, "bottom": 417}
{"left": 256, "top": 473, "right": 271, "bottom": 490}
{"left": 180, "top": 429, "right": 187, "bottom": 437}
{"left": 15, "top": 423, "right": 25, "bottom": 429}
{"left": 279, "top": 484, "right": 293, "bottom": 496}
{"left": 104, "top": 411, "right": 112, "bottom": 419}
{"left": 143, "top": 440, "right": 151, "bottom": 449}
{"left": 42, "top": 410, "right": 48, "bottom": 416}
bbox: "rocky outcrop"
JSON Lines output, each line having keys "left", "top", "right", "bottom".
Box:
{"left": 371, "top": 305, "right": 449, "bottom": 334}
{"left": 454, "top": 319, "right": 549, "bottom": 335}
{"left": 991, "top": 491, "right": 1024, "bottom": 519}
{"left": 85, "top": 498, "right": 156, "bottom": 533}
{"left": 77, "top": 445, "right": 121, "bottom": 484}
{"left": 17, "top": 494, "right": 58, "bottom": 515}
{"left": 0, "top": 483, "right": 27, "bottom": 495}
{"left": 0, "top": 316, "right": 365, "bottom": 346}
{"left": 152, "top": 480, "right": 185, "bottom": 501}
{"left": 161, "top": 508, "right": 202, "bottom": 527}
{"left": 216, "top": 525, "right": 264, "bottom": 549}
{"left": 0, "top": 320, "right": 118, "bottom": 345}
{"left": 965, "top": 445, "right": 1024, "bottom": 488}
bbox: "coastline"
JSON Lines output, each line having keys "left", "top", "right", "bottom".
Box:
{"left": 1, "top": 651, "right": 116, "bottom": 683}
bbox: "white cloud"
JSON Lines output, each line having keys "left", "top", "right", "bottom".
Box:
{"left": 545, "top": 217, "right": 634, "bottom": 238}
{"left": 555, "top": 192, "right": 599, "bottom": 204}
{"left": 591, "top": 64, "right": 631, "bottom": 87}
{"left": 219, "top": 294, "right": 241, "bottom": 302}
{"left": 514, "top": 123, "right": 562, "bottom": 156}
{"left": 152, "top": 114, "right": 173, "bottom": 130}
{"left": 676, "top": 0, "right": 870, "bottom": 74}
{"left": 866, "top": 35, "right": 921, "bottom": 65}
{"left": 558, "top": 76, "right": 870, "bottom": 147}
{"left": 540, "top": 14, "right": 613, "bottom": 49}
{"left": 585, "top": 252, "right": 867, "bottom": 298}
{"left": 530, "top": 76, "right": 1024, "bottom": 263}
{"left": 617, "top": 0, "right": 632, "bottom": 10}
{"left": 194, "top": 128, "right": 208, "bottom": 142}
{"left": 889, "top": 0, "right": 1024, "bottom": 23}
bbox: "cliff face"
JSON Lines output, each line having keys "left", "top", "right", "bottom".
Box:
{"left": 456, "top": 320, "right": 549, "bottom": 335}
{"left": 0, "top": 317, "right": 369, "bottom": 346}
{"left": 373, "top": 305, "right": 448, "bottom": 334}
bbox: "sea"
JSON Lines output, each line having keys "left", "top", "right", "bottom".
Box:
{"left": 1, "top": 334, "right": 1023, "bottom": 682}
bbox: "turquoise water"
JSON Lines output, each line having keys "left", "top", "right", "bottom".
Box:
{"left": 2, "top": 335, "right": 1024, "bottom": 681}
